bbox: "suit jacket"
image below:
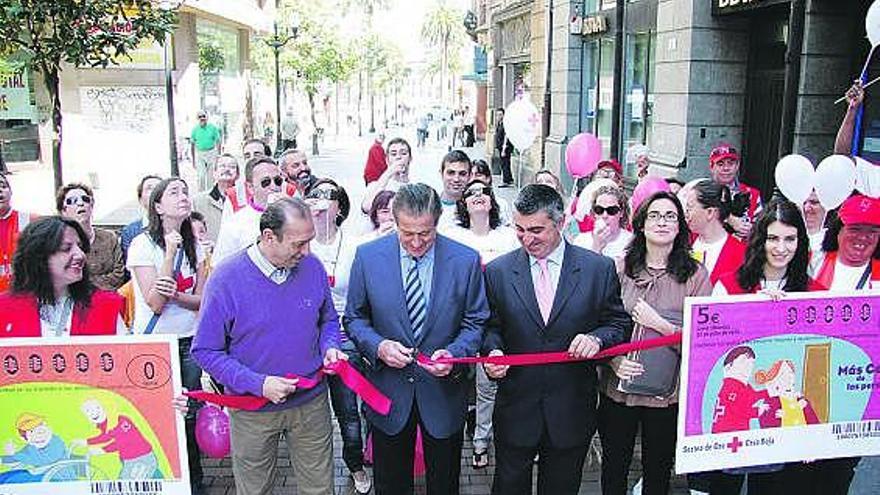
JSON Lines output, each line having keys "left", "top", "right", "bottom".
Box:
{"left": 344, "top": 234, "right": 489, "bottom": 438}
{"left": 483, "top": 243, "right": 632, "bottom": 449}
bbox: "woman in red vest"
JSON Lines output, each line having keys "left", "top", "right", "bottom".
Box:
{"left": 0, "top": 216, "right": 123, "bottom": 337}
{"left": 715, "top": 199, "right": 822, "bottom": 296}
{"left": 0, "top": 172, "right": 35, "bottom": 294}
{"left": 813, "top": 194, "right": 880, "bottom": 291}
{"left": 684, "top": 180, "right": 747, "bottom": 285}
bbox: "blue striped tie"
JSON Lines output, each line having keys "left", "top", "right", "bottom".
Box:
{"left": 405, "top": 257, "right": 427, "bottom": 342}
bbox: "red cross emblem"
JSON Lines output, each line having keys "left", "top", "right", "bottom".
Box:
{"left": 176, "top": 273, "right": 194, "bottom": 293}
{"left": 727, "top": 436, "right": 743, "bottom": 453}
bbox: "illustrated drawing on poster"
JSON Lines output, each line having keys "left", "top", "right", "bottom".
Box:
{"left": 0, "top": 335, "right": 190, "bottom": 495}
{"left": 676, "top": 292, "right": 880, "bottom": 474}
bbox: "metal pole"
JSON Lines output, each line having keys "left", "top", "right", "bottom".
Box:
{"left": 609, "top": 0, "right": 625, "bottom": 159}
{"left": 778, "top": 0, "right": 805, "bottom": 158}
{"left": 165, "top": 31, "right": 179, "bottom": 177}
{"left": 541, "top": 0, "right": 554, "bottom": 168}
{"left": 274, "top": 21, "right": 283, "bottom": 154}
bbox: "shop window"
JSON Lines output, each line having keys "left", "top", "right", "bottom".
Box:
{"left": 597, "top": 38, "right": 615, "bottom": 158}
{"left": 621, "top": 31, "right": 655, "bottom": 179}
{"left": 580, "top": 40, "right": 599, "bottom": 134}
{"left": 583, "top": 0, "right": 599, "bottom": 14}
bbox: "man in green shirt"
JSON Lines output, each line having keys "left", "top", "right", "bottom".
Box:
{"left": 190, "top": 110, "right": 222, "bottom": 192}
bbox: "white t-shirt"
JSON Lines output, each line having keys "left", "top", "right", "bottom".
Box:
{"left": 808, "top": 229, "right": 827, "bottom": 276}
{"left": 713, "top": 277, "right": 786, "bottom": 296}
{"left": 310, "top": 231, "right": 357, "bottom": 314}
{"left": 692, "top": 236, "right": 728, "bottom": 276}
{"left": 438, "top": 202, "right": 459, "bottom": 234}
{"left": 126, "top": 233, "right": 205, "bottom": 337}
{"left": 38, "top": 297, "right": 126, "bottom": 336}
{"left": 573, "top": 229, "right": 633, "bottom": 260}
{"left": 213, "top": 205, "right": 262, "bottom": 265}
{"left": 830, "top": 260, "right": 874, "bottom": 290}
{"left": 444, "top": 225, "right": 519, "bottom": 266}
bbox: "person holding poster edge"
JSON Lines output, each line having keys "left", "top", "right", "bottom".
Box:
{"left": 597, "top": 191, "right": 711, "bottom": 495}
{"left": 814, "top": 194, "right": 880, "bottom": 290}
{"left": 482, "top": 184, "right": 631, "bottom": 495}
{"left": 127, "top": 178, "right": 208, "bottom": 494}
{"left": 0, "top": 216, "right": 124, "bottom": 336}
{"left": 703, "top": 199, "right": 821, "bottom": 494}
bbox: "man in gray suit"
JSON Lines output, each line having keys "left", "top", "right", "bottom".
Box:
{"left": 345, "top": 183, "right": 488, "bottom": 495}
{"left": 483, "top": 184, "right": 631, "bottom": 495}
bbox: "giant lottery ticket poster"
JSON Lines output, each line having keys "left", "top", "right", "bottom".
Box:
{"left": 677, "top": 291, "right": 880, "bottom": 474}
{"left": 0, "top": 335, "right": 190, "bottom": 494}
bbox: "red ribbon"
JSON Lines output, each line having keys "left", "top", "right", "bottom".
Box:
{"left": 185, "top": 360, "right": 392, "bottom": 415}
{"left": 416, "top": 333, "right": 682, "bottom": 367}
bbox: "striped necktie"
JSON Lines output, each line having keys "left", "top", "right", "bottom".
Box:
{"left": 405, "top": 256, "right": 427, "bottom": 342}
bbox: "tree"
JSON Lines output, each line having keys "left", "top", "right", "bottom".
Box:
{"left": 0, "top": 1, "right": 177, "bottom": 189}
{"left": 421, "top": 0, "right": 466, "bottom": 106}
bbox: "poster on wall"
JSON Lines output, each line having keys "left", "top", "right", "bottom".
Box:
{"left": 0, "top": 335, "right": 190, "bottom": 494}
{"left": 80, "top": 86, "right": 166, "bottom": 133}
{"left": 0, "top": 67, "right": 36, "bottom": 121}
{"left": 676, "top": 292, "right": 880, "bottom": 474}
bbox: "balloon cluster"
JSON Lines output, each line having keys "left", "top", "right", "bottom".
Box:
{"left": 775, "top": 154, "right": 880, "bottom": 209}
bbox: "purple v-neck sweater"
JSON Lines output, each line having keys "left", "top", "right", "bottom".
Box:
{"left": 193, "top": 251, "right": 340, "bottom": 410}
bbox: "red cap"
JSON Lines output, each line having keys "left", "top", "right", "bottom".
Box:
{"left": 839, "top": 194, "right": 880, "bottom": 227}
{"left": 709, "top": 144, "right": 740, "bottom": 166}
{"left": 597, "top": 159, "right": 622, "bottom": 176}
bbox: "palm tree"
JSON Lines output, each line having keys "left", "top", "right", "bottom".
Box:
{"left": 421, "top": 0, "right": 465, "bottom": 106}
{"left": 339, "top": 0, "right": 392, "bottom": 133}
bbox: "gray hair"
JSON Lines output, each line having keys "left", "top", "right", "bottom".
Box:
{"left": 278, "top": 148, "right": 305, "bottom": 165}
{"left": 260, "top": 197, "right": 310, "bottom": 239}
{"left": 514, "top": 184, "right": 565, "bottom": 223}
{"left": 392, "top": 183, "right": 442, "bottom": 224}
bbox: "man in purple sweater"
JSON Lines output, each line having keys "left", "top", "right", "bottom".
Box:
{"left": 193, "top": 197, "right": 344, "bottom": 495}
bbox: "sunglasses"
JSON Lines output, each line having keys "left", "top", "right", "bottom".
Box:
{"left": 464, "top": 186, "right": 492, "bottom": 199}
{"left": 64, "top": 195, "right": 92, "bottom": 206}
{"left": 592, "top": 205, "right": 621, "bottom": 216}
{"left": 260, "top": 176, "right": 284, "bottom": 188}
{"left": 307, "top": 189, "right": 340, "bottom": 201}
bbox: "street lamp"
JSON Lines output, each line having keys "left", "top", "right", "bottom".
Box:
{"left": 265, "top": 6, "right": 300, "bottom": 154}
{"left": 160, "top": 0, "right": 183, "bottom": 177}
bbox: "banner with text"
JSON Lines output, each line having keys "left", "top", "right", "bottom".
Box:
{"left": 676, "top": 291, "right": 880, "bottom": 473}
{"left": 0, "top": 335, "right": 189, "bottom": 495}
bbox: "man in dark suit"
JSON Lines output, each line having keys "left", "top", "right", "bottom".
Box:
{"left": 483, "top": 184, "right": 632, "bottom": 495}
{"left": 345, "top": 183, "right": 489, "bottom": 495}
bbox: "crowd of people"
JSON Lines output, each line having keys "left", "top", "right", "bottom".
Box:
{"left": 0, "top": 87, "right": 878, "bottom": 495}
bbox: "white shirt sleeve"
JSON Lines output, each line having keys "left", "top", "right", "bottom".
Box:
{"left": 126, "top": 234, "right": 157, "bottom": 269}
{"left": 712, "top": 281, "right": 729, "bottom": 297}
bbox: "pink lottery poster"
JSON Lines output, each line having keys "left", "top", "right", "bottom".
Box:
{"left": 0, "top": 335, "right": 190, "bottom": 495}
{"left": 676, "top": 291, "right": 880, "bottom": 474}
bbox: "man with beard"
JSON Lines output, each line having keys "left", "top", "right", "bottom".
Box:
{"left": 193, "top": 154, "right": 240, "bottom": 243}
{"left": 437, "top": 150, "right": 472, "bottom": 232}
{"left": 280, "top": 149, "right": 318, "bottom": 198}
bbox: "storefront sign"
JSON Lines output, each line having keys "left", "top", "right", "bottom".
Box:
{"left": 676, "top": 292, "right": 880, "bottom": 474}
{"left": 713, "top": 0, "right": 789, "bottom": 16}
{"left": 0, "top": 335, "right": 190, "bottom": 494}
{"left": 582, "top": 15, "right": 609, "bottom": 36}
{"left": 0, "top": 67, "right": 36, "bottom": 121}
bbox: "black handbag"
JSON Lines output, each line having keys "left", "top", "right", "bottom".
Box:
{"left": 617, "top": 310, "right": 682, "bottom": 397}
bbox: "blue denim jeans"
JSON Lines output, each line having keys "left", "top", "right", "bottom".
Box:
{"left": 328, "top": 339, "right": 366, "bottom": 473}
{"left": 179, "top": 337, "right": 204, "bottom": 490}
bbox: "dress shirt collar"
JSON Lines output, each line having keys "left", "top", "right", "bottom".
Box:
{"left": 247, "top": 243, "right": 289, "bottom": 284}
{"left": 399, "top": 242, "right": 437, "bottom": 264}
{"left": 529, "top": 238, "right": 566, "bottom": 268}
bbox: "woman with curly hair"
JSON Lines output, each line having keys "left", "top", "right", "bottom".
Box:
{"left": 0, "top": 216, "right": 124, "bottom": 336}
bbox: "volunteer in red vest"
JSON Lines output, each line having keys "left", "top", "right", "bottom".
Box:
{"left": 708, "top": 144, "right": 762, "bottom": 239}
{"left": 715, "top": 199, "right": 823, "bottom": 296}
{"left": 814, "top": 194, "right": 880, "bottom": 290}
{"left": 0, "top": 216, "right": 124, "bottom": 336}
{"left": 0, "top": 172, "right": 34, "bottom": 293}
{"left": 684, "top": 180, "right": 747, "bottom": 285}
{"left": 219, "top": 139, "right": 268, "bottom": 222}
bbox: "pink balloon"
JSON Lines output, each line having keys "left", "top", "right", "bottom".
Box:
{"left": 630, "top": 177, "right": 671, "bottom": 213}
{"left": 565, "top": 133, "right": 603, "bottom": 178}
{"left": 195, "top": 405, "right": 231, "bottom": 458}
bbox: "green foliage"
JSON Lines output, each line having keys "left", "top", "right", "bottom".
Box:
{"left": 0, "top": 0, "right": 177, "bottom": 74}
{"left": 198, "top": 42, "right": 225, "bottom": 75}
{"left": 420, "top": 0, "right": 466, "bottom": 53}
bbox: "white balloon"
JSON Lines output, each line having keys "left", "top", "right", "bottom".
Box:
{"left": 815, "top": 155, "right": 857, "bottom": 210}
{"left": 774, "top": 154, "right": 815, "bottom": 204}
{"left": 868, "top": 1, "right": 880, "bottom": 47}
{"left": 854, "top": 156, "right": 880, "bottom": 198}
{"left": 503, "top": 98, "right": 540, "bottom": 151}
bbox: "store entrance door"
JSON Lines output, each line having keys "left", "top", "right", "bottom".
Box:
{"left": 742, "top": 11, "right": 788, "bottom": 198}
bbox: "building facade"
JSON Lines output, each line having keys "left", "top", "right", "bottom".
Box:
{"left": 536, "top": 0, "right": 867, "bottom": 195}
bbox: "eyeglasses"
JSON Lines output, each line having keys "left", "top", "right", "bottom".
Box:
{"left": 64, "top": 195, "right": 92, "bottom": 206}
{"left": 646, "top": 211, "right": 679, "bottom": 223}
{"left": 592, "top": 205, "right": 621, "bottom": 216}
{"left": 307, "top": 189, "right": 340, "bottom": 201}
{"left": 464, "top": 186, "right": 492, "bottom": 199}
{"left": 259, "top": 176, "right": 284, "bottom": 188}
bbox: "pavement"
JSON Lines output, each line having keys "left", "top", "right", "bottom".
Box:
{"left": 6, "top": 127, "right": 878, "bottom": 494}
